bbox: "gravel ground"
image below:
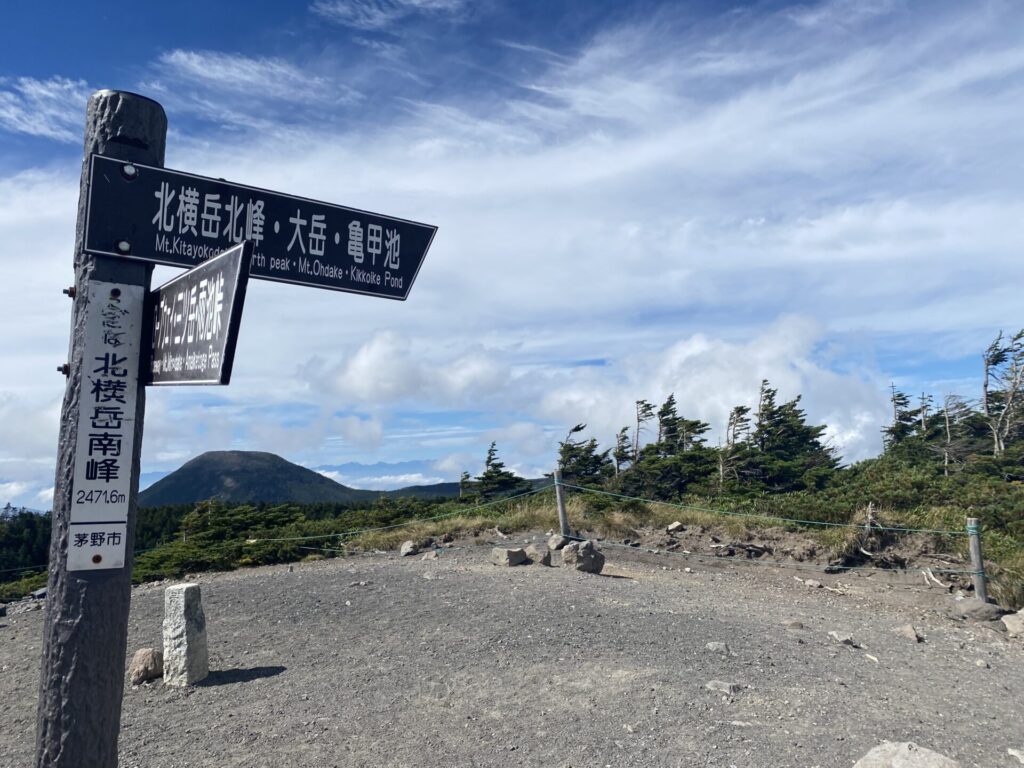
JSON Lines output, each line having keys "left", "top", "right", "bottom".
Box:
{"left": 2, "top": 534, "right": 1022, "bottom": 767}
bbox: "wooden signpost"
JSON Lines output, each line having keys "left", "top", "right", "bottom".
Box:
{"left": 36, "top": 89, "right": 436, "bottom": 768}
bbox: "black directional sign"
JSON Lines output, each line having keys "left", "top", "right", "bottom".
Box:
{"left": 146, "top": 241, "right": 252, "bottom": 386}
{"left": 84, "top": 154, "right": 437, "bottom": 300}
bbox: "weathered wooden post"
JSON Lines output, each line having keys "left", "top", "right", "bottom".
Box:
{"left": 966, "top": 517, "right": 988, "bottom": 603}
{"left": 36, "top": 90, "right": 166, "bottom": 768}
{"left": 554, "top": 469, "right": 570, "bottom": 537}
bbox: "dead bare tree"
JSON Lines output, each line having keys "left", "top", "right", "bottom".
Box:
{"left": 981, "top": 330, "right": 1024, "bottom": 457}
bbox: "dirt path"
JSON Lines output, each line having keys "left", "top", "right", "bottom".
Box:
{"left": 2, "top": 534, "right": 1022, "bottom": 767}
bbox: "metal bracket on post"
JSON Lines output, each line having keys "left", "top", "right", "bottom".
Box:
{"left": 966, "top": 517, "right": 988, "bottom": 604}
{"left": 554, "top": 468, "right": 570, "bottom": 537}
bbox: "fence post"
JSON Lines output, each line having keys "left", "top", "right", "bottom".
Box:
{"left": 966, "top": 517, "right": 988, "bottom": 603}
{"left": 554, "top": 469, "right": 570, "bottom": 537}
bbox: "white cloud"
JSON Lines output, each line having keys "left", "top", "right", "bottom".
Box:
{"left": 318, "top": 470, "right": 445, "bottom": 489}
{"left": 0, "top": 76, "right": 91, "bottom": 142}
{"left": 1, "top": 2, "right": 1021, "bottom": 503}
{"left": 311, "top": 0, "right": 468, "bottom": 30}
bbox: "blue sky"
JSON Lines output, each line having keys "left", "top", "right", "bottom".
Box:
{"left": 2, "top": 0, "right": 1023, "bottom": 505}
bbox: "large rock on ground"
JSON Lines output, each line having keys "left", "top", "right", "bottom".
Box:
{"left": 547, "top": 534, "right": 569, "bottom": 551}
{"left": 852, "top": 741, "right": 960, "bottom": 767}
{"left": 560, "top": 540, "right": 605, "bottom": 574}
{"left": 163, "top": 584, "right": 209, "bottom": 687}
{"left": 947, "top": 598, "right": 1005, "bottom": 622}
{"left": 128, "top": 648, "right": 163, "bottom": 685}
{"left": 399, "top": 540, "right": 419, "bottom": 557}
{"left": 491, "top": 547, "right": 528, "bottom": 567}
{"left": 1003, "top": 610, "right": 1024, "bottom": 638}
{"left": 525, "top": 544, "right": 551, "bottom": 566}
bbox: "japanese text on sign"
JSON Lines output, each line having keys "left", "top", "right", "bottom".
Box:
{"left": 68, "top": 281, "right": 143, "bottom": 570}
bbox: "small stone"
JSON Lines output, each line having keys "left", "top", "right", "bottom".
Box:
{"left": 0, "top": 604, "right": 5, "bottom": 618}
{"left": 783, "top": 620, "right": 804, "bottom": 630}
{"left": 683, "top": 567, "right": 692, "bottom": 573}
{"left": 421, "top": 550, "right": 438, "bottom": 560}
{"left": 287, "top": 565, "right": 294, "bottom": 573}
{"left": 547, "top": 534, "right": 569, "bottom": 551}
{"left": 1001, "top": 610, "right": 1024, "bottom": 638}
{"left": 490, "top": 547, "right": 528, "bottom": 567}
{"left": 975, "top": 659, "right": 989, "bottom": 669}
{"left": 896, "top": 624, "right": 923, "bottom": 643}
{"left": 852, "top": 741, "right": 960, "bottom": 767}
{"left": 399, "top": 540, "right": 419, "bottom": 557}
{"left": 705, "top": 680, "right": 741, "bottom": 695}
{"left": 804, "top": 579, "right": 823, "bottom": 589}
{"left": 31, "top": 587, "right": 47, "bottom": 600}
{"left": 706, "top": 642, "right": 731, "bottom": 654}
{"left": 828, "top": 631, "right": 858, "bottom": 647}
{"left": 667, "top": 521, "right": 684, "bottom": 534}
{"left": 128, "top": 648, "right": 163, "bottom": 685}
{"left": 525, "top": 544, "right": 552, "bottom": 566}
{"left": 1008, "top": 747, "right": 1024, "bottom": 765}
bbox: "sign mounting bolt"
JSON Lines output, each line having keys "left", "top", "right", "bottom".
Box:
{"left": 116, "top": 240, "right": 131, "bottom": 254}
{"left": 57, "top": 363, "right": 70, "bottom": 377}
{"left": 62, "top": 286, "right": 76, "bottom": 298}
{"left": 121, "top": 163, "right": 138, "bottom": 180}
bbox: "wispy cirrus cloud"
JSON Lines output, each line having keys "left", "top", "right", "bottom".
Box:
{"left": 140, "top": 49, "right": 361, "bottom": 134}
{"left": 0, "top": 76, "right": 91, "bottom": 142}
{"left": 311, "top": 0, "right": 469, "bottom": 31}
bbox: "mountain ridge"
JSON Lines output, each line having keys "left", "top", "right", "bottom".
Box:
{"left": 138, "top": 450, "right": 464, "bottom": 507}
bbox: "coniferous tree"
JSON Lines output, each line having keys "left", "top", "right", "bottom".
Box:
{"left": 613, "top": 427, "right": 633, "bottom": 475}
{"left": 748, "top": 380, "right": 838, "bottom": 492}
{"left": 476, "top": 442, "right": 528, "bottom": 499}
{"left": 558, "top": 424, "right": 613, "bottom": 487}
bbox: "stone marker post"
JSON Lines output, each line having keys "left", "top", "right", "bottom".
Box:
{"left": 163, "top": 584, "right": 209, "bottom": 686}
{"left": 36, "top": 90, "right": 166, "bottom": 768}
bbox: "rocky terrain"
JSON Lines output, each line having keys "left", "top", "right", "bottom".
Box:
{"left": 2, "top": 534, "right": 1022, "bottom": 767}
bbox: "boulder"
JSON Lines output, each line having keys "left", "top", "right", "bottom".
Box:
{"left": 163, "top": 584, "right": 209, "bottom": 687}
{"left": 128, "top": 648, "right": 163, "bottom": 685}
{"left": 948, "top": 598, "right": 1005, "bottom": 622}
{"left": 0, "top": 604, "right": 6, "bottom": 618}
{"left": 31, "top": 587, "right": 47, "bottom": 600}
{"left": 399, "top": 540, "right": 419, "bottom": 557}
{"left": 547, "top": 534, "right": 570, "bottom": 551}
{"left": 667, "top": 521, "right": 684, "bottom": 534}
{"left": 560, "top": 540, "right": 605, "bottom": 574}
{"left": 1001, "top": 610, "right": 1024, "bottom": 638}
{"left": 852, "top": 741, "right": 960, "bottom": 767}
{"left": 491, "top": 547, "right": 528, "bottom": 567}
{"left": 525, "top": 544, "right": 552, "bottom": 566}
{"left": 421, "top": 550, "right": 438, "bottom": 561}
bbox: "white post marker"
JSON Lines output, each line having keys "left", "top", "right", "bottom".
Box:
{"left": 68, "top": 281, "right": 144, "bottom": 571}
